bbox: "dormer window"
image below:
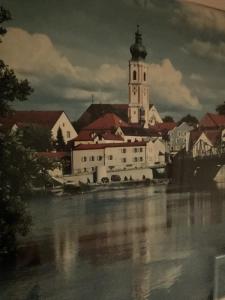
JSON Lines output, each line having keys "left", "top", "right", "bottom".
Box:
{"left": 133, "top": 70, "right": 137, "bottom": 80}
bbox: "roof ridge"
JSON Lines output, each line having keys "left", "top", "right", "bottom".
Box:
{"left": 207, "top": 112, "right": 219, "bottom": 126}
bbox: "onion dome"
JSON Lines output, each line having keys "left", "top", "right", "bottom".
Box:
{"left": 130, "top": 25, "right": 147, "bottom": 61}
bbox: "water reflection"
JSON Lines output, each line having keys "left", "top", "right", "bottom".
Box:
{"left": 1, "top": 185, "right": 225, "bottom": 299}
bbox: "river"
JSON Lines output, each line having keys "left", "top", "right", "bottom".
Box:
{"left": 1, "top": 184, "right": 225, "bottom": 300}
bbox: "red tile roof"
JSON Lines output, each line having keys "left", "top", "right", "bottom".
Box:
{"left": 119, "top": 126, "right": 159, "bottom": 137}
{"left": 84, "top": 113, "right": 129, "bottom": 130}
{"left": 75, "top": 104, "right": 129, "bottom": 131}
{"left": 101, "top": 131, "right": 124, "bottom": 141}
{"left": 200, "top": 113, "right": 225, "bottom": 129}
{"left": 189, "top": 130, "right": 203, "bottom": 149}
{"left": 205, "top": 130, "right": 221, "bottom": 146}
{"left": 189, "top": 129, "right": 221, "bottom": 148}
{"left": 0, "top": 111, "right": 63, "bottom": 130}
{"left": 73, "top": 129, "right": 124, "bottom": 142}
{"left": 74, "top": 130, "right": 97, "bottom": 141}
{"left": 151, "top": 122, "right": 176, "bottom": 133}
{"left": 36, "top": 152, "right": 69, "bottom": 159}
{"left": 74, "top": 141, "right": 146, "bottom": 151}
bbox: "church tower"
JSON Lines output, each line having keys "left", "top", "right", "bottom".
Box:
{"left": 128, "top": 25, "right": 150, "bottom": 127}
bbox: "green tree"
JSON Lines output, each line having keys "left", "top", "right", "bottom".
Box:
{"left": 0, "top": 134, "right": 54, "bottom": 255}
{"left": 19, "top": 124, "right": 53, "bottom": 152}
{"left": 55, "top": 127, "right": 65, "bottom": 151}
{"left": 0, "top": 7, "right": 53, "bottom": 257}
{"left": 162, "top": 115, "right": 174, "bottom": 123}
{"left": 216, "top": 101, "right": 225, "bottom": 115}
{"left": 177, "top": 114, "right": 198, "bottom": 126}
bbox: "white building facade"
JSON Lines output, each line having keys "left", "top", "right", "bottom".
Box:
{"left": 168, "top": 122, "right": 193, "bottom": 153}
{"left": 71, "top": 140, "right": 166, "bottom": 184}
{"left": 51, "top": 112, "right": 77, "bottom": 143}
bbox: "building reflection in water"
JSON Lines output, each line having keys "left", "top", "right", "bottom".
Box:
{"left": 75, "top": 187, "right": 188, "bottom": 299}
{"left": 4, "top": 184, "right": 225, "bottom": 300}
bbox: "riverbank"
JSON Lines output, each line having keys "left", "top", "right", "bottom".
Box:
{"left": 50, "top": 178, "right": 169, "bottom": 195}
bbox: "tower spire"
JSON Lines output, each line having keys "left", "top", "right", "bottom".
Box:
{"left": 130, "top": 25, "right": 147, "bottom": 61}
{"left": 128, "top": 26, "right": 150, "bottom": 127}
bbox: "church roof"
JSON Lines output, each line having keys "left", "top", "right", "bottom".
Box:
{"left": 84, "top": 113, "right": 128, "bottom": 130}
{"left": 75, "top": 104, "right": 128, "bottom": 131}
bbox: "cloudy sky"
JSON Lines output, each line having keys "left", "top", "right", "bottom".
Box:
{"left": 1, "top": 0, "right": 225, "bottom": 121}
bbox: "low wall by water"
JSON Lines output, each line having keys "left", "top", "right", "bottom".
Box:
{"left": 63, "top": 174, "right": 93, "bottom": 185}
{"left": 108, "top": 167, "right": 153, "bottom": 182}
{"left": 63, "top": 167, "right": 153, "bottom": 185}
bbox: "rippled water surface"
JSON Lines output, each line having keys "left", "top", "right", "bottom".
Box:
{"left": 1, "top": 184, "right": 225, "bottom": 300}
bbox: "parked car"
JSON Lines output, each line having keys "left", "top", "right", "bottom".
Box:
{"left": 101, "top": 177, "right": 109, "bottom": 183}
{"left": 111, "top": 175, "right": 121, "bottom": 182}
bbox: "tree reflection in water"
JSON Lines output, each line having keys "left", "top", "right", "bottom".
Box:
{"left": 1, "top": 184, "right": 225, "bottom": 300}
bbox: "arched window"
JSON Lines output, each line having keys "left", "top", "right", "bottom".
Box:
{"left": 133, "top": 70, "right": 137, "bottom": 80}
{"left": 144, "top": 72, "right": 146, "bottom": 81}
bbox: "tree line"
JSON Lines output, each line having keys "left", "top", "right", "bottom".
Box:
{"left": 0, "top": 7, "right": 55, "bottom": 258}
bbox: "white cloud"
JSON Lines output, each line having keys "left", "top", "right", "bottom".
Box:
{"left": 180, "top": 0, "right": 225, "bottom": 11}
{"left": 150, "top": 59, "right": 201, "bottom": 109}
{"left": 0, "top": 27, "right": 200, "bottom": 111}
{"left": 176, "top": 1, "right": 225, "bottom": 33}
{"left": 0, "top": 27, "right": 126, "bottom": 91}
{"left": 188, "top": 39, "right": 225, "bottom": 63}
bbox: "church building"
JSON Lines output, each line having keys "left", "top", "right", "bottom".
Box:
{"left": 128, "top": 25, "right": 150, "bottom": 127}
{"left": 75, "top": 26, "right": 162, "bottom": 132}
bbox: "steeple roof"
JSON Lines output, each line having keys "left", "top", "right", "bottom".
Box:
{"left": 130, "top": 25, "right": 147, "bottom": 61}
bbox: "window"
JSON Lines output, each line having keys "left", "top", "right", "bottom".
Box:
{"left": 89, "top": 156, "right": 95, "bottom": 161}
{"left": 134, "top": 148, "right": 138, "bottom": 153}
{"left": 133, "top": 70, "right": 137, "bottom": 80}
{"left": 121, "top": 158, "right": 126, "bottom": 163}
{"left": 62, "top": 123, "right": 65, "bottom": 127}
{"left": 66, "top": 131, "right": 70, "bottom": 139}
{"left": 97, "top": 156, "right": 102, "bottom": 161}
{"left": 133, "top": 157, "right": 138, "bottom": 162}
{"left": 81, "top": 156, "right": 87, "bottom": 162}
{"left": 121, "top": 148, "right": 126, "bottom": 153}
{"left": 140, "top": 157, "right": 143, "bottom": 162}
{"left": 144, "top": 72, "right": 146, "bottom": 81}
{"left": 108, "top": 155, "right": 113, "bottom": 160}
{"left": 140, "top": 148, "right": 143, "bottom": 152}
